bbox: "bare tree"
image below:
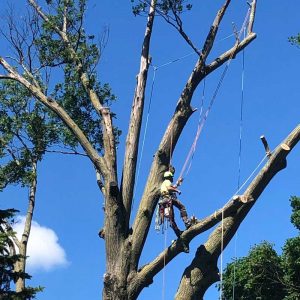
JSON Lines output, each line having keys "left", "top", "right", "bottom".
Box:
{"left": 0, "top": 1, "right": 299, "bottom": 299}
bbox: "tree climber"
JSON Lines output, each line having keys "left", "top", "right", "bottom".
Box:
{"left": 158, "top": 170, "right": 191, "bottom": 237}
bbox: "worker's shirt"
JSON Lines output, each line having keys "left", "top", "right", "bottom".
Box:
{"left": 160, "top": 179, "right": 172, "bottom": 196}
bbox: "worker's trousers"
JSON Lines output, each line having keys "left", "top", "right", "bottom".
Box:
{"left": 159, "top": 196, "right": 188, "bottom": 237}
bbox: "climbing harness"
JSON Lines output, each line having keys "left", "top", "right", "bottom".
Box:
{"left": 155, "top": 196, "right": 174, "bottom": 233}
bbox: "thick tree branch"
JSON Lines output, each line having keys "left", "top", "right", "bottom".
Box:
{"left": 205, "top": 0, "right": 257, "bottom": 75}
{"left": 21, "top": 161, "right": 37, "bottom": 247}
{"left": 127, "top": 124, "right": 300, "bottom": 298}
{"left": 62, "top": 2, "right": 68, "bottom": 34}
{"left": 205, "top": 32, "right": 256, "bottom": 75}
{"left": 175, "top": 124, "right": 300, "bottom": 299}
{"left": 0, "top": 74, "right": 14, "bottom": 79}
{"left": 128, "top": 196, "right": 244, "bottom": 297}
{"left": 28, "top": 0, "right": 117, "bottom": 180}
{"left": 248, "top": 0, "right": 257, "bottom": 35}
{"left": 200, "top": 0, "right": 231, "bottom": 64}
{"left": 129, "top": 0, "right": 257, "bottom": 273}
{"left": 121, "top": 0, "right": 156, "bottom": 231}
{"left": 28, "top": 0, "right": 126, "bottom": 283}
{"left": 15, "top": 160, "right": 37, "bottom": 292}
{"left": 0, "top": 56, "right": 108, "bottom": 177}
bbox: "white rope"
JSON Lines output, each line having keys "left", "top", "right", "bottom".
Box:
{"left": 133, "top": 10, "right": 250, "bottom": 203}
{"left": 219, "top": 9, "right": 251, "bottom": 298}
{"left": 133, "top": 67, "right": 157, "bottom": 204}
{"left": 233, "top": 26, "right": 247, "bottom": 299}
{"left": 233, "top": 232, "right": 238, "bottom": 300}
{"left": 162, "top": 229, "right": 168, "bottom": 300}
{"left": 220, "top": 208, "right": 225, "bottom": 300}
{"left": 154, "top": 30, "right": 243, "bottom": 71}
{"left": 233, "top": 154, "right": 267, "bottom": 196}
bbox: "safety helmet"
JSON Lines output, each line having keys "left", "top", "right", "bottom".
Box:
{"left": 163, "top": 171, "right": 174, "bottom": 178}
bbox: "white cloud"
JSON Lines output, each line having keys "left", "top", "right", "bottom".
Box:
{"left": 13, "top": 216, "right": 69, "bottom": 272}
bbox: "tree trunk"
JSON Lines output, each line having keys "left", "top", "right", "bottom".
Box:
{"left": 15, "top": 161, "right": 37, "bottom": 293}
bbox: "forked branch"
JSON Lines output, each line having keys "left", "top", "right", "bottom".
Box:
{"left": 130, "top": 124, "right": 300, "bottom": 298}
{"left": 0, "top": 56, "right": 107, "bottom": 178}
{"left": 175, "top": 124, "right": 300, "bottom": 299}
{"left": 27, "top": 0, "right": 117, "bottom": 177}
{"left": 206, "top": 0, "right": 257, "bottom": 74}
{"left": 121, "top": 0, "right": 156, "bottom": 231}
{"left": 130, "top": 0, "right": 257, "bottom": 272}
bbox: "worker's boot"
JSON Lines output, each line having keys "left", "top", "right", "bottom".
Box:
{"left": 190, "top": 215, "right": 197, "bottom": 225}
{"left": 183, "top": 217, "right": 191, "bottom": 229}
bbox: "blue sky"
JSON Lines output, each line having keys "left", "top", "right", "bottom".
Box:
{"left": 1, "top": 1, "right": 300, "bottom": 299}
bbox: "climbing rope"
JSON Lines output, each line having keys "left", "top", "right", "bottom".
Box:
{"left": 220, "top": 208, "right": 225, "bottom": 300}
{"left": 217, "top": 153, "right": 269, "bottom": 298}
{"left": 133, "top": 66, "right": 157, "bottom": 206}
{"left": 133, "top": 13, "right": 250, "bottom": 203}
{"left": 183, "top": 77, "right": 206, "bottom": 178}
{"left": 178, "top": 7, "right": 252, "bottom": 183}
{"left": 216, "top": 8, "right": 251, "bottom": 299}
{"left": 232, "top": 28, "right": 246, "bottom": 300}
{"left": 162, "top": 229, "right": 168, "bottom": 300}
{"left": 237, "top": 35, "right": 246, "bottom": 191}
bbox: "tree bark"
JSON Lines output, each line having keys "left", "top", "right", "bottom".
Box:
{"left": 129, "top": 0, "right": 257, "bottom": 276}
{"left": 175, "top": 125, "right": 300, "bottom": 299}
{"left": 6, "top": 1, "right": 299, "bottom": 300}
{"left": 103, "top": 2, "right": 157, "bottom": 299}
{"left": 15, "top": 160, "right": 37, "bottom": 293}
{"left": 121, "top": 0, "right": 156, "bottom": 233}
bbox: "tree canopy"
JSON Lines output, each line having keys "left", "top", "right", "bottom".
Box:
{"left": 0, "top": 208, "right": 42, "bottom": 299}
{"left": 222, "top": 197, "right": 300, "bottom": 300}
{"left": 0, "top": 1, "right": 299, "bottom": 299}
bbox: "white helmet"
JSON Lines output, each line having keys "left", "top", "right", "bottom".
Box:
{"left": 163, "top": 171, "right": 174, "bottom": 178}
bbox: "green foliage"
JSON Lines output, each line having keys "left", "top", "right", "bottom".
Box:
{"left": 0, "top": 80, "right": 59, "bottom": 190}
{"left": 221, "top": 242, "right": 285, "bottom": 300}
{"left": 221, "top": 197, "right": 300, "bottom": 300}
{"left": 1, "top": 1, "right": 121, "bottom": 190}
{"left": 0, "top": 209, "right": 42, "bottom": 299}
{"left": 290, "top": 196, "right": 300, "bottom": 230}
{"left": 282, "top": 237, "right": 300, "bottom": 299}
{"left": 282, "top": 197, "right": 300, "bottom": 299}
{"left": 131, "top": 0, "right": 192, "bottom": 16}
{"left": 289, "top": 34, "right": 300, "bottom": 47}
{"left": 33, "top": 0, "right": 120, "bottom": 152}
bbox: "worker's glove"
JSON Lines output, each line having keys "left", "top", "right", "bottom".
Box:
{"left": 176, "top": 177, "right": 183, "bottom": 186}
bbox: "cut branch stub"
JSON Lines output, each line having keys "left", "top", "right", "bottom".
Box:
{"left": 260, "top": 135, "right": 272, "bottom": 158}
